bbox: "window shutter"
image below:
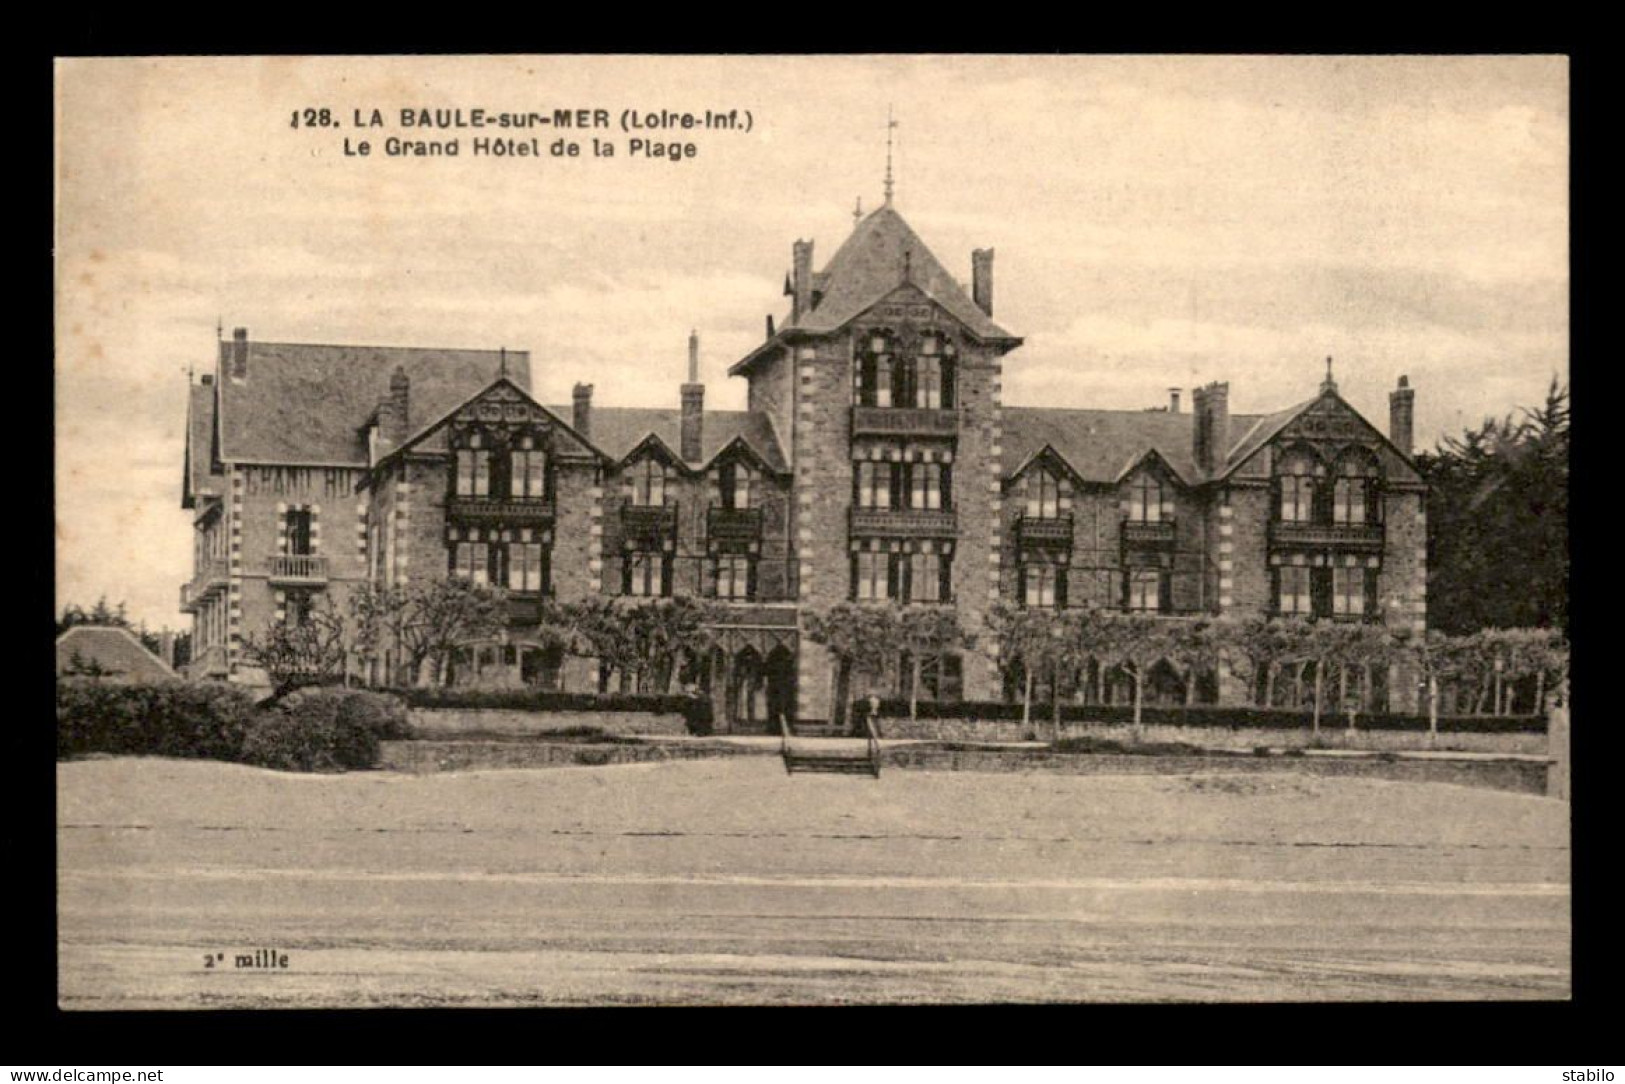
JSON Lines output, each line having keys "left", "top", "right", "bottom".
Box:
{"left": 1056, "top": 566, "right": 1069, "bottom": 609}
{"left": 888, "top": 553, "right": 901, "bottom": 601}
{"left": 849, "top": 556, "right": 859, "bottom": 602}
{"left": 1159, "top": 570, "right": 1172, "bottom": 613}
{"left": 541, "top": 549, "right": 552, "bottom": 596}
{"left": 1120, "top": 570, "right": 1131, "bottom": 610}
{"left": 1270, "top": 568, "right": 1281, "bottom": 614}
{"left": 621, "top": 556, "right": 633, "bottom": 596}
{"left": 747, "top": 557, "right": 758, "bottom": 600}
{"left": 942, "top": 358, "right": 956, "bottom": 410}
{"left": 942, "top": 463, "right": 954, "bottom": 510}
{"left": 1364, "top": 567, "right": 1380, "bottom": 619}
{"left": 1312, "top": 567, "right": 1331, "bottom": 618}
{"left": 660, "top": 556, "right": 673, "bottom": 597}
{"left": 940, "top": 554, "right": 953, "bottom": 603}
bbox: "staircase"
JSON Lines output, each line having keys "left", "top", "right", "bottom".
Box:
{"left": 779, "top": 716, "right": 881, "bottom": 778}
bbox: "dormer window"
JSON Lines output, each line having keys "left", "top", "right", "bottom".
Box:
{"left": 720, "top": 461, "right": 754, "bottom": 510}
{"left": 631, "top": 457, "right": 668, "bottom": 507}
{"left": 1127, "top": 473, "right": 1165, "bottom": 523}
{"left": 1025, "top": 469, "right": 1061, "bottom": 519}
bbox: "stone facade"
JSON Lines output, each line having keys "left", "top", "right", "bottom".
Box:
{"left": 181, "top": 203, "right": 1428, "bottom": 724}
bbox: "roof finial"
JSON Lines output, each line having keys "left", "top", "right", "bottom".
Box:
{"left": 903, "top": 247, "right": 912, "bottom": 282}
{"left": 499, "top": 346, "right": 508, "bottom": 379}
{"left": 883, "top": 105, "right": 898, "bottom": 206}
{"left": 853, "top": 195, "right": 863, "bottom": 229}
{"left": 1321, "top": 355, "right": 1338, "bottom": 394}
{"left": 215, "top": 315, "right": 223, "bottom": 341}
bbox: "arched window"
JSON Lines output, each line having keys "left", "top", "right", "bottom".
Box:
{"left": 1276, "top": 449, "right": 1322, "bottom": 523}
{"left": 1333, "top": 450, "right": 1381, "bottom": 525}
{"left": 1128, "top": 473, "right": 1163, "bottom": 523}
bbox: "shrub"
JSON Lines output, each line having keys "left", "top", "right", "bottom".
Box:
{"left": 382, "top": 687, "right": 713, "bottom": 735}
{"left": 241, "top": 688, "right": 408, "bottom": 772}
{"left": 57, "top": 679, "right": 256, "bottom": 760}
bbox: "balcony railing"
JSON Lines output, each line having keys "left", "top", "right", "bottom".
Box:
{"left": 446, "top": 495, "right": 556, "bottom": 524}
{"left": 179, "top": 557, "right": 229, "bottom": 612}
{"left": 707, "top": 506, "right": 764, "bottom": 544}
{"left": 849, "top": 507, "right": 958, "bottom": 538}
{"left": 1122, "top": 518, "right": 1177, "bottom": 547}
{"left": 1017, "top": 513, "right": 1074, "bottom": 547}
{"left": 621, "top": 503, "right": 679, "bottom": 549}
{"left": 850, "top": 405, "right": 959, "bottom": 437}
{"left": 267, "top": 554, "right": 330, "bottom": 582}
{"left": 1269, "top": 521, "right": 1386, "bottom": 551}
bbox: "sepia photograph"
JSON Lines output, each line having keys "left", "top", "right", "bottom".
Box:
{"left": 53, "top": 54, "right": 1570, "bottom": 1007}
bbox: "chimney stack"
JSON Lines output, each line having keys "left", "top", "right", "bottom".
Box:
{"left": 791, "top": 239, "right": 814, "bottom": 322}
{"left": 387, "top": 366, "right": 411, "bottom": 445}
{"left": 972, "top": 248, "right": 995, "bottom": 316}
{"left": 1168, "top": 388, "right": 1182, "bottom": 414}
{"left": 572, "top": 383, "right": 594, "bottom": 440}
{"left": 1191, "top": 381, "right": 1231, "bottom": 475}
{"left": 230, "top": 327, "right": 248, "bottom": 382}
{"left": 680, "top": 332, "right": 705, "bottom": 464}
{"left": 1389, "top": 375, "right": 1415, "bottom": 457}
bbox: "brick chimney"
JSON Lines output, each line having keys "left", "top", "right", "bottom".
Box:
{"left": 972, "top": 248, "right": 995, "bottom": 316}
{"left": 229, "top": 327, "right": 248, "bottom": 382}
{"left": 387, "top": 366, "right": 411, "bottom": 445}
{"left": 791, "top": 239, "right": 814, "bottom": 322}
{"left": 1192, "top": 381, "right": 1231, "bottom": 475}
{"left": 680, "top": 331, "right": 704, "bottom": 464}
{"left": 1168, "top": 388, "right": 1182, "bottom": 414}
{"left": 572, "top": 382, "right": 593, "bottom": 440}
{"left": 1389, "top": 374, "right": 1415, "bottom": 456}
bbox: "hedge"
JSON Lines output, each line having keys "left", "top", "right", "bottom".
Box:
{"left": 241, "top": 688, "right": 409, "bottom": 772}
{"left": 851, "top": 699, "right": 1547, "bottom": 734}
{"left": 384, "top": 687, "right": 713, "bottom": 735}
{"left": 57, "top": 679, "right": 257, "bottom": 760}
{"left": 57, "top": 680, "right": 409, "bottom": 771}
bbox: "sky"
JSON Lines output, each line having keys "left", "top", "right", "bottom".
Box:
{"left": 54, "top": 55, "right": 1569, "bottom": 631}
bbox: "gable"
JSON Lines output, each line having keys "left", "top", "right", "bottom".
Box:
{"left": 1258, "top": 394, "right": 1421, "bottom": 485}
{"left": 393, "top": 378, "right": 602, "bottom": 465}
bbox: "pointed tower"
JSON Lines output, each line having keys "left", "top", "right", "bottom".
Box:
{"left": 728, "top": 196, "right": 1024, "bottom": 725}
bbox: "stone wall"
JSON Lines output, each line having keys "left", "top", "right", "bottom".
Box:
{"left": 881, "top": 748, "right": 1550, "bottom": 795}
{"left": 873, "top": 716, "right": 1546, "bottom": 754}
{"left": 380, "top": 738, "right": 773, "bottom": 773}
{"left": 406, "top": 708, "right": 690, "bottom": 737}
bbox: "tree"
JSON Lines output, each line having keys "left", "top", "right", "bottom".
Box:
{"left": 240, "top": 593, "right": 349, "bottom": 696}
{"left": 804, "top": 603, "right": 905, "bottom": 732}
{"left": 896, "top": 606, "right": 969, "bottom": 721}
{"left": 1329, "top": 622, "right": 1395, "bottom": 731}
{"left": 349, "top": 578, "right": 508, "bottom": 687}
{"left": 1094, "top": 611, "right": 1176, "bottom": 743}
{"left": 631, "top": 597, "right": 719, "bottom": 694}
{"left": 57, "top": 595, "right": 176, "bottom": 659}
{"left": 525, "top": 598, "right": 610, "bottom": 693}
{"left": 1213, "top": 615, "right": 1276, "bottom": 707}
{"left": 1164, "top": 617, "right": 1219, "bottom": 706}
{"left": 985, "top": 604, "right": 1062, "bottom": 734}
{"left": 60, "top": 647, "right": 119, "bottom": 679}
{"left": 1417, "top": 378, "right": 1568, "bottom": 637}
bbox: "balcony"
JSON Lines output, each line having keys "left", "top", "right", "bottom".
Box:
{"left": 267, "top": 554, "right": 330, "bottom": 584}
{"left": 1269, "top": 520, "right": 1386, "bottom": 552}
{"left": 504, "top": 593, "right": 548, "bottom": 626}
{"left": 1122, "top": 518, "right": 1177, "bottom": 548}
{"left": 179, "top": 557, "right": 229, "bottom": 613}
{"left": 447, "top": 495, "right": 556, "bottom": 525}
{"left": 849, "top": 507, "right": 958, "bottom": 538}
{"left": 1017, "top": 513, "right": 1074, "bottom": 548}
{"left": 621, "top": 503, "right": 678, "bottom": 549}
{"left": 707, "top": 506, "right": 763, "bottom": 545}
{"left": 850, "top": 405, "right": 959, "bottom": 438}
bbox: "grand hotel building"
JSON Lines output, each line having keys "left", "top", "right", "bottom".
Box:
{"left": 180, "top": 198, "right": 1427, "bottom": 729}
